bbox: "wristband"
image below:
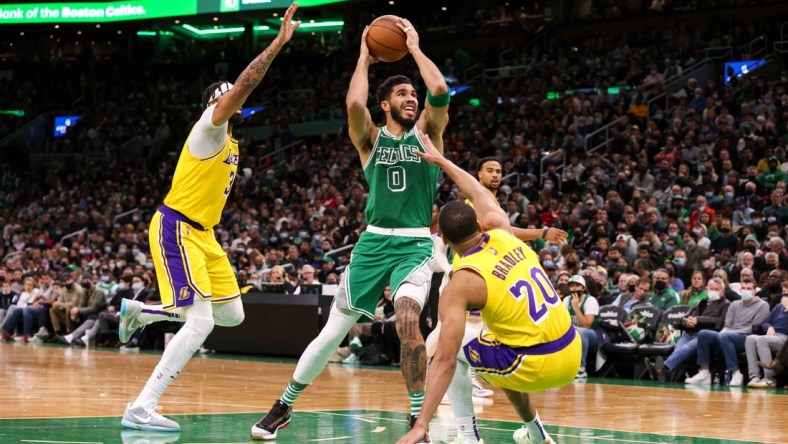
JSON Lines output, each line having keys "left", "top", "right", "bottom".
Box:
{"left": 426, "top": 90, "right": 450, "bottom": 107}
{"left": 543, "top": 227, "right": 549, "bottom": 238}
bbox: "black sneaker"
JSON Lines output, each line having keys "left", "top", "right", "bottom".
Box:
{"left": 251, "top": 400, "right": 292, "bottom": 441}
{"left": 654, "top": 356, "right": 668, "bottom": 383}
{"left": 72, "top": 337, "right": 86, "bottom": 347}
{"left": 409, "top": 415, "right": 431, "bottom": 443}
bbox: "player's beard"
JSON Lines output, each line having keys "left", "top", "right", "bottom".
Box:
{"left": 229, "top": 113, "right": 244, "bottom": 126}
{"left": 390, "top": 106, "right": 416, "bottom": 130}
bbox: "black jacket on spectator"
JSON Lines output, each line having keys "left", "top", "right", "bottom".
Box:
{"left": 685, "top": 298, "right": 730, "bottom": 332}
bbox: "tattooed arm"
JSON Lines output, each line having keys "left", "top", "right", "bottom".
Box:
{"left": 211, "top": 3, "right": 301, "bottom": 126}
{"left": 395, "top": 297, "right": 427, "bottom": 392}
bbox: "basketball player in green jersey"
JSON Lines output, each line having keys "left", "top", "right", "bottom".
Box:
{"left": 252, "top": 17, "right": 448, "bottom": 441}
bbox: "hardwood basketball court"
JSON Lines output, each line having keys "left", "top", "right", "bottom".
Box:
{"left": 1, "top": 342, "right": 786, "bottom": 443}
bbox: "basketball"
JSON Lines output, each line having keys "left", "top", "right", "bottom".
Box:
{"left": 366, "top": 15, "right": 408, "bottom": 62}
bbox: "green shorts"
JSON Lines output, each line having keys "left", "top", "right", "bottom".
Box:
{"left": 335, "top": 229, "right": 434, "bottom": 321}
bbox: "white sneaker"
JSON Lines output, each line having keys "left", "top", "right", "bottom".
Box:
{"left": 471, "top": 377, "right": 494, "bottom": 397}
{"left": 513, "top": 426, "right": 555, "bottom": 444}
{"left": 729, "top": 370, "right": 743, "bottom": 387}
{"left": 746, "top": 376, "right": 762, "bottom": 388}
{"left": 684, "top": 370, "right": 711, "bottom": 385}
{"left": 750, "top": 377, "right": 776, "bottom": 389}
{"left": 29, "top": 335, "right": 44, "bottom": 343}
{"left": 119, "top": 299, "right": 144, "bottom": 344}
{"left": 121, "top": 403, "right": 180, "bottom": 432}
{"left": 575, "top": 366, "right": 588, "bottom": 379}
{"left": 119, "top": 340, "right": 140, "bottom": 353}
{"left": 35, "top": 326, "right": 48, "bottom": 337}
{"left": 342, "top": 353, "right": 359, "bottom": 364}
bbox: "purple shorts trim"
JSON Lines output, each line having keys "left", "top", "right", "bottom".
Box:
{"left": 159, "top": 204, "right": 207, "bottom": 231}
{"left": 156, "top": 212, "right": 207, "bottom": 308}
{"left": 464, "top": 327, "right": 577, "bottom": 375}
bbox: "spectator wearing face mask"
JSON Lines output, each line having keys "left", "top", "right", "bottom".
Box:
{"left": 685, "top": 277, "right": 769, "bottom": 386}
{"left": 729, "top": 251, "right": 760, "bottom": 284}
{"left": 745, "top": 292, "right": 788, "bottom": 388}
{"left": 563, "top": 275, "right": 598, "bottom": 378}
{"left": 54, "top": 273, "right": 107, "bottom": 346}
{"left": 645, "top": 277, "right": 730, "bottom": 383}
{"left": 648, "top": 269, "right": 679, "bottom": 311}
{"left": 709, "top": 218, "right": 737, "bottom": 256}
{"left": 49, "top": 273, "right": 84, "bottom": 335}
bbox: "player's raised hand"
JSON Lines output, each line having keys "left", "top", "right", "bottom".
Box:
{"left": 396, "top": 17, "right": 419, "bottom": 52}
{"left": 545, "top": 227, "right": 569, "bottom": 244}
{"left": 276, "top": 2, "right": 301, "bottom": 43}
{"left": 359, "top": 26, "right": 379, "bottom": 64}
{"left": 414, "top": 128, "right": 444, "bottom": 165}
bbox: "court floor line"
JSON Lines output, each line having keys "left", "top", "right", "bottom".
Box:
{"left": 3, "top": 408, "right": 784, "bottom": 444}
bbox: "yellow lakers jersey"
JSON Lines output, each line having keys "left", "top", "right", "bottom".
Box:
{"left": 163, "top": 130, "right": 239, "bottom": 229}
{"left": 453, "top": 229, "right": 571, "bottom": 348}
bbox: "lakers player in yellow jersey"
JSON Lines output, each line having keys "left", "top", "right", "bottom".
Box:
{"left": 424, "top": 157, "right": 568, "bottom": 403}
{"left": 118, "top": 4, "right": 301, "bottom": 433}
{"left": 399, "top": 130, "right": 580, "bottom": 444}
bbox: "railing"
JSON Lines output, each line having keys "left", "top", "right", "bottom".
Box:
{"left": 463, "top": 63, "right": 484, "bottom": 84}
{"left": 539, "top": 150, "right": 566, "bottom": 186}
{"left": 646, "top": 46, "right": 733, "bottom": 119}
{"left": 483, "top": 65, "right": 528, "bottom": 85}
{"left": 259, "top": 138, "right": 305, "bottom": 165}
{"left": 323, "top": 244, "right": 354, "bottom": 257}
{"left": 583, "top": 116, "right": 629, "bottom": 153}
{"left": 60, "top": 228, "right": 87, "bottom": 243}
{"left": 499, "top": 47, "right": 518, "bottom": 68}
{"left": 0, "top": 113, "right": 47, "bottom": 150}
{"left": 113, "top": 208, "right": 140, "bottom": 225}
{"left": 3, "top": 250, "right": 24, "bottom": 262}
{"left": 749, "top": 35, "right": 768, "bottom": 59}
{"left": 501, "top": 171, "right": 521, "bottom": 190}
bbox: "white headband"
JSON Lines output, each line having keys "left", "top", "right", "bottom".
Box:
{"left": 209, "top": 82, "right": 233, "bottom": 103}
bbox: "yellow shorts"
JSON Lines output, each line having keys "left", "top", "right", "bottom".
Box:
{"left": 149, "top": 207, "right": 240, "bottom": 310}
{"left": 463, "top": 327, "right": 581, "bottom": 392}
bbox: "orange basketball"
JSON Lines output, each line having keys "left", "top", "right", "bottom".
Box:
{"left": 366, "top": 15, "right": 408, "bottom": 63}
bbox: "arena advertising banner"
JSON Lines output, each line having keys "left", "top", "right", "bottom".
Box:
{"left": 0, "top": 0, "right": 344, "bottom": 24}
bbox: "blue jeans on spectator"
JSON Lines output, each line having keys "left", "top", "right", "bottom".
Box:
{"left": 663, "top": 332, "right": 698, "bottom": 375}
{"left": 717, "top": 332, "right": 747, "bottom": 372}
{"left": 4, "top": 306, "right": 39, "bottom": 336}
{"left": 577, "top": 326, "right": 597, "bottom": 367}
{"left": 696, "top": 330, "right": 747, "bottom": 371}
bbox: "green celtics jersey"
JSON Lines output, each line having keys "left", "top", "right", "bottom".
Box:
{"left": 363, "top": 126, "right": 440, "bottom": 228}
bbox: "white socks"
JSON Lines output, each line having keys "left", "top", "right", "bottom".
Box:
{"left": 526, "top": 411, "right": 549, "bottom": 444}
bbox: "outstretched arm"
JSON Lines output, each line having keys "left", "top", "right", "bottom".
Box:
{"left": 512, "top": 227, "right": 569, "bottom": 244}
{"left": 211, "top": 3, "right": 301, "bottom": 126}
{"left": 415, "top": 129, "right": 510, "bottom": 233}
{"left": 397, "top": 18, "right": 449, "bottom": 149}
{"left": 396, "top": 276, "right": 468, "bottom": 444}
{"left": 346, "top": 26, "right": 378, "bottom": 155}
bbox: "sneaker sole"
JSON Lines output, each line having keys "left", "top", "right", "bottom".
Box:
{"left": 120, "top": 419, "right": 181, "bottom": 432}
{"left": 251, "top": 417, "right": 290, "bottom": 441}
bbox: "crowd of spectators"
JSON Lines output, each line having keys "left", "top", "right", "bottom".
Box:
{"left": 0, "top": 6, "right": 786, "bottom": 387}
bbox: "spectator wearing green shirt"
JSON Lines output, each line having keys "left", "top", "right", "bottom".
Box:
{"left": 649, "top": 269, "right": 679, "bottom": 311}
{"left": 757, "top": 157, "right": 787, "bottom": 190}
{"left": 680, "top": 271, "right": 708, "bottom": 308}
